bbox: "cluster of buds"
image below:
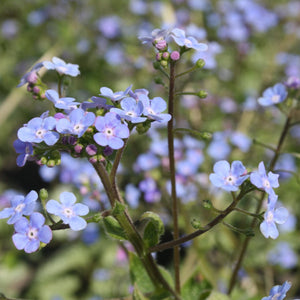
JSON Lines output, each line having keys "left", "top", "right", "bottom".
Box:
{"left": 153, "top": 38, "right": 180, "bottom": 68}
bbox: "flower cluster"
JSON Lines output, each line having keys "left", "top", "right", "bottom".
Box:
{"left": 0, "top": 189, "right": 89, "bottom": 253}
{"left": 14, "top": 56, "right": 171, "bottom": 167}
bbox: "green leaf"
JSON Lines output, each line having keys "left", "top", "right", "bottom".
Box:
{"left": 143, "top": 221, "right": 160, "bottom": 248}
{"left": 133, "top": 284, "right": 150, "bottom": 300}
{"left": 111, "top": 201, "right": 127, "bottom": 216}
{"left": 206, "top": 291, "right": 231, "bottom": 300}
{"left": 129, "top": 252, "right": 155, "bottom": 293}
{"left": 103, "top": 216, "right": 127, "bottom": 240}
{"left": 181, "top": 273, "right": 212, "bottom": 300}
{"left": 173, "top": 128, "right": 212, "bottom": 140}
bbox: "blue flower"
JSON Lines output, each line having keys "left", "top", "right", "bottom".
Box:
{"left": 110, "top": 97, "right": 147, "bottom": 123}
{"left": 43, "top": 56, "right": 80, "bottom": 77}
{"left": 99, "top": 85, "right": 132, "bottom": 102}
{"left": 250, "top": 161, "right": 279, "bottom": 195}
{"left": 56, "top": 108, "right": 95, "bottom": 137}
{"left": 139, "top": 28, "right": 171, "bottom": 45}
{"left": 260, "top": 197, "right": 289, "bottom": 239}
{"left": 13, "top": 139, "right": 34, "bottom": 167}
{"left": 12, "top": 212, "right": 52, "bottom": 253}
{"left": 261, "top": 281, "right": 291, "bottom": 300}
{"left": 135, "top": 152, "right": 160, "bottom": 171}
{"left": 268, "top": 242, "right": 298, "bottom": 269}
{"left": 171, "top": 28, "right": 208, "bottom": 51}
{"left": 46, "top": 192, "right": 89, "bottom": 231}
{"left": 139, "top": 95, "right": 171, "bottom": 123}
{"left": 0, "top": 190, "right": 38, "bottom": 224}
{"left": 94, "top": 112, "right": 130, "bottom": 149}
{"left": 18, "top": 116, "right": 59, "bottom": 146}
{"left": 45, "top": 89, "right": 79, "bottom": 110}
{"left": 209, "top": 160, "right": 249, "bottom": 192}
{"left": 81, "top": 96, "right": 112, "bottom": 111}
{"left": 258, "top": 83, "right": 287, "bottom": 106}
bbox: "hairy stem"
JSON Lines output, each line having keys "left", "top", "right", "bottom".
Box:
{"left": 168, "top": 61, "right": 181, "bottom": 294}
{"left": 227, "top": 114, "right": 293, "bottom": 295}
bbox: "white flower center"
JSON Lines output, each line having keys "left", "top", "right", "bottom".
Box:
{"left": 126, "top": 111, "right": 136, "bottom": 117}
{"left": 105, "top": 128, "right": 114, "bottom": 136}
{"left": 63, "top": 207, "right": 74, "bottom": 218}
{"left": 15, "top": 203, "right": 25, "bottom": 213}
{"left": 36, "top": 128, "right": 46, "bottom": 139}
{"left": 263, "top": 179, "right": 270, "bottom": 188}
{"left": 56, "top": 66, "right": 68, "bottom": 74}
{"left": 147, "top": 108, "right": 155, "bottom": 115}
{"left": 184, "top": 38, "right": 192, "bottom": 47}
{"left": 27, "top": 227, "right": 38, "bottom": 240}
{"left": 73, "top": 123, "right": 83, "bottom": 133}
{"left": 266, "top": 211, "right": 274, "bottom": 223}
{"left": 225, "top": 175, "right": 235, "bottom": 185}
{"left": 271, "top": 94, "right": 280, "bottom": 103}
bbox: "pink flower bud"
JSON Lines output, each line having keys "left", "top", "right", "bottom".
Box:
{"left": 170, "top": 51, "right": 180, "bottom": 61}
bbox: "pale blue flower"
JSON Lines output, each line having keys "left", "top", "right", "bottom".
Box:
{"left": 43, "top": 57, "right": 80, "bottom": 77}
{"left": 261, "top": 281, "right": 291, "bottom": 300}
{"left": 258, "top": 83, "right": 287, "bottom": 106}
{"left": 45, "top": 89, "right": 79, "bottom": 110}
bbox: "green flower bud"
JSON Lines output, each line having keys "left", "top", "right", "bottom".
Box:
{"left": 153, "top": 61, "right": 161, "bottom": 70}
{"left": 46, "top": 160, "right": 56, "bottom": 168}
{"left": 39, "top": 188, "right": 48, "bottom": 202}
{"left": 196, "top": 59, "right": 205, "bottom": 68}
{"left": 197, "top": 90, "right": 208, "bottom": 99}
{"left": 40, "top": 156, "right": 48, "bottom": 165}
{"left": 160, "top": 60, "right": 168, "bottom": 68}
{"left": 154, "top": 77, "right": 164, "bottom": 85}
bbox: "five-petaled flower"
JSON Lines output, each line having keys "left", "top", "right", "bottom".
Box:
{"left": 18, "top": 116, "right": 59, "bottom": 146}
{"left": 99, "top": 85, "right": 132, "bottom": 102}
{"left": 171, "top": 28, "right": 208, "bottom": 52}
{"left": 17, "top": 62, "right": 43, "bottom": 87}
{"left": 46, "top": 192, "right": 89, "bottom": 231}
{"left": 93, "top": 112, "right": 130, "bottom": 150}
{"left": 0, "top": 190, "right": 38, "bottom": 224}
{"left": 261, "top": 281, "right": 291, "bottom": 300}
{"left": 139, "top": 95, "right": 171, "bottom": 123}
{"left": 209, "top": 160, "right": 249, "bottom": 192}
{"left": 258, "top": 83, "right": 287, "bottom": 106}
{"left": 45, "top": 89, "right": 79, "bottom": 110}
{"left": 56, "top": 108, "right": 95, "bottom": 137}
{"left": 12, "top": 212, "right": 52, "bottom": 253}
{"left": 110, "top": 97, "right": 147, "bottom": 123}
{"left": 43, "top": 56, "right": 80, "bottom": 77}
{"left": 250, "top": 161, "right": 279, "bottom": 196}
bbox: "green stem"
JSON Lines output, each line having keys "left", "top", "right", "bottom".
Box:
{"left": 175, "top": 66, "right": 199, "bottom": 78}
{"left": 168, "top": 61, "right": 181, "bottom": 294}
{"left": 227, "top": 113, "right": 293, "bottom": 295}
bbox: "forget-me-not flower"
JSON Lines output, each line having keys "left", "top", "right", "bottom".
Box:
{"left": 18, "top": 116, "right": 59, "bottom": 146}
{"left": 258, "top": 83, "right": 287, "bottom": 106}
{"left": 13, "top": 139, "right": 34, "bottom": 167}
{"left": 110, "top": 97, "right": 147, "bottom": 123}
{"left": 260, "top": 197, "right": 289, "bottom": 239}
{"left": 250, "top": 161, "right": 279, "bottom": 196}
{"left": 45, "top": 89, "right": 79, "bottom": 110}
{"left": 261, "top": 281, "right": 291, "bottom": 300}
{"left": 0, "top": 190, "right": 38, "bottom": 224}
{"left": 171, "top": 28, "right": 208, "bottom": 51}
{"left": 43, "top": 56, "right": 80, "bottom": 77}
{"left": 17, "top": 62, "right": 43, "bottom": 87}
{"left": 81, "top": 96, "right": 112, "bottom": 111}
{"left": 46, "top": 192, "right": 89, "bottom": 231}
{"left": 99, "top": 85, "right": 132, "bottom": 102}
{"left": 139, "top": 95, "right": 171, "bottom": 123}
{"left": 56, "top": 108, "right": 95, "bottom": 137}
{"left": 209, "top": 160, "right": 249, "bottom": 192}
{"left": 139, "top": 28, "right": 171, "bottom": 45}
{"left": 12, "top": 212, "right": 52, "bottom": 253}
{"left": 94, "top": 112, "right": 130, "bottom": 150}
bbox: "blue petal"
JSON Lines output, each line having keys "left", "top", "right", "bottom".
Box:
{"left": 38, "top": 225, "right": 52, "bottom": 243}
{"left": 60, "top": 192, "right": 77, "bottom": 206}
{"left": 24, "top": 240, "right": 40, "bottom": 253}
{"left": 94, "top": 132, "right": 109, "bottom": 146}
{"left": 13, "top": 233, "right": 29, "bottom": 250}
{"left": 69, "top": 216, "right": 87, "bottom": 231}
{"left": 46, "top": 199, "right": 63, "bottom": 215}
{"left": 108, "top": 137, "right": 124, "bottom": 149}
{"left": 73, "top": 203, "right": 89, "bottom": 216}
{"left": 274, "top": 207, "right": 289, "bottom": 224}
{"left": 30, "top": 212, "right": 45, "bottom": 228}
{"left": 213, "top": 160, "right": 230, "bottom": 176}
{"left": 44, "top": 131, "right": 60, "bottom": 146}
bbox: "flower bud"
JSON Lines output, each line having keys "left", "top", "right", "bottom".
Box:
{"left": 153, "top": 61, "right": 161, "bottom": 70}
{"left": 197, "top": 90, "right": 208, "bottom": 99}
{"left": 33, "top": 86, "right": 40, "bottom": 94}
{"left": 196, "top": 59, "right": 205, "bottom": 69}
{"left": 170, "top": 51, "right": 180, "bottom": 61}
{"left": 39, "top": 188, "right": 48, "bottom": 202}
{"left": 154, "top": 77, "right": 164, "bottom": 85}
{"left": 156, "top": 52, "right": 162, "bottom": 61}
{"left": 89, "top": 156, "right": 98, "bottom": 164}
{"left": 155, "top": 39, "right": 167, "bottom": 51}
{"left": 162, "top": 52, "right": 170, "bottom": 60}
{"left": 74, "top": 144, "right": 83, "bottom": 153}
{"left": 103, "top": 146, "right": 113, "bottom": 156}
{"left": 160, "top": 60, "right": 168, "bottom": 68}
{"left": 46, "top": 160, "right": 56, "bottom": 167}
{"left": 86, "top": 144, "right": 97, "bottom": 156}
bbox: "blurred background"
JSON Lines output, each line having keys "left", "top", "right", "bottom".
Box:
{"left": 0, "top": 0, "right": 299, "bottom": 299}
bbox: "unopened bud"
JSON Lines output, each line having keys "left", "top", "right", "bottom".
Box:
{"left": 196, "top": 59, "right": 205, "bottom": 68}
{"left": 86, "top": 144, "right": 97, "bottom": 156}
{"left": 156, "top": 52, "right": 162, "bottom": 61}
{"left": 39, "top": 188, "right": 48, "bottom": 202}
{"left": 153, "top": 61, "right": 161, "bottom": 70}
{"left": 74, "top": 144, "right": 83, "bottom": 153}
{"left": 155, "top": 40, "right": 167, "bottom": 51}
{"left": 154, "top": 77, "right": 164, "bottom": 85}
{"left": 162, "top": 52, "right": 170, "bottom": 60}
{"left": 47, "top": 160, "right": 56, "bottom": 167}
{"left": 170, "top": 51, "right": 180, "bottom": 61}
{"left": 197, "top": 90, "right": 208, "bottom": 99}
{"left": 160, "top": 60, "right": 168, "bottom": 68}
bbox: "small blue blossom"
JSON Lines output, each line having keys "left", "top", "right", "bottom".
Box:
{"left": 209, "top": 160, "right": 249, "bottom": 192}
{"left": 258, "top": 83, "right": 288, "bottom": 106}
{"left": 135, "top": 152, "right": 160, "bottom": 171}
{"left": 139, "top": 28, "right": 171, "bottom": 45}
{"left": 261, "top": 281, "right": 291, "bottom": 300}
{"left": 94, "top": 112, "right": 130, "bottom": 150}
{"left": 260, "top": 198, "right": 289, "bottom": 239}
{"left": 139, "top": 95, "right": 171, "bottom": 122}
{"left": 171, "top": 28, "right": 208, "bottom": 51}
{"left": 46, "top": 192, "right": 89, "bottom": 231}
{"left": 13, "top": 139, "right": 34, "bottom": 167}
{"left": 268, "top": 242, "right": 298, "bottom": 269}
{"left": 18, "top": 116, "right": 59, "bottom": 146}
{"left": 0, "top": 190, "right": 38, "bottom": 224}
{"left": 12, "top": 212, "right": 52, "bottom": 253}
{"left": 45, "top": 89, "right": 79, "bottom": 110}
{"left": 110, "top": 97, "right": 147, "bottom": 123}
{"left": 81, "top": 96, "right": 112, "bottom": 111}
{"left": 139, "top": 177, "right": 161, "bottom": 203}
{"left": 99, "top": 85, "right": 132, "bottom": 102}
{"left": 250, "top": 161, "right": 279, "bottom": 196}
{"left": 56, "top": 108, "right": 95, "bottom": 137}
{"left": 125, "top": 184, "right": 140, "bottom": 208}
{"left": 43, "top": 56, "right": 80, "bottom": 77}
{"left": 17, "top": 62, "right": 43, "bottom": 87}
{"left": 96, "top": 15, "right": 121, "bottom": 39}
